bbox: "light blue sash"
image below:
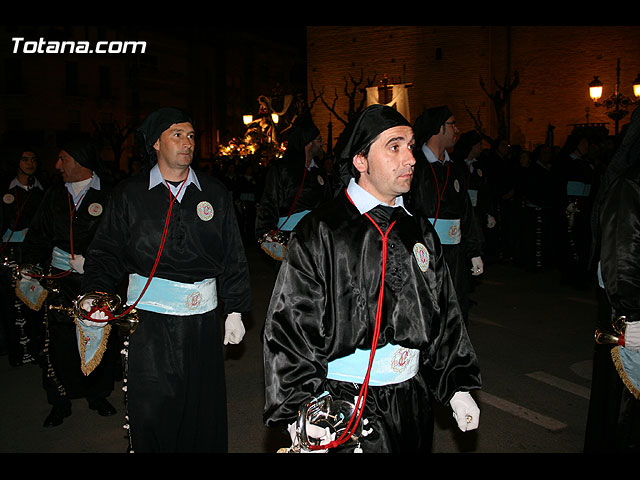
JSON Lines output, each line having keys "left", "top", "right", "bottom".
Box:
{"left": 468, "top": 189, "right": 478, "bottom": 207}
{"left": 278, "top": 210, "right": 311, "bottom": 232}
{"left": 567, "top": 181, "right": 591, "bottom": 197}
{"left": 2, "top": 228, "right": 28, "bottom": 243}
{"left": 127, "top": 273, "right": 217, "bottom": 316}
{"left": 326, "top": 343, "right": 420, "bottom": 386}
{"left": 428, "top": 218, "right": 461, "bottom": 245}
{"left": 51, "top": 247, "right": 74, "bottom": 271}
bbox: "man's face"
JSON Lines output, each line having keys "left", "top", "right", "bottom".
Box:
{"left": 441, "top": 115, "right": 459, "bottom": 149}
{"left": 55, "top": 150, "right": 91, "bottom": 183}
{"left": 307, "top": 135, "right": 324, "bottom": 159}
{"left": 154, "top": 122, "right": 195, "bottom": 171}
{"left": 19, "top": 151, "right": 37, "bottom": 176}
{"left": 354, "top": 125, "right": 416, "bottom": 205}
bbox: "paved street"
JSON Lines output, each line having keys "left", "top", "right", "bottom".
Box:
{"left": 0, "top": 243, "right": 599, "bottom": 454}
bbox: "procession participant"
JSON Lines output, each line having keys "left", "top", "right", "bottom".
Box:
{"left": 20, "top": 139, "right": 117, "bottom": 427}
{"left": 81, "top": 107, "right": 251, "bottom": 453}
{"left": 255, "top": 112, "right": 333, "bottom": 264}
{"left": 407, "top": 106, "right": 485, "bottom": 327}
{"left": 0, "top": 148, "right": 45, "bottom": 366}
{"left": 263, "top": 104, "right": 481, "bottom": 453}
{"left": 585, "top": 108, "right": 640, "bottom": 452}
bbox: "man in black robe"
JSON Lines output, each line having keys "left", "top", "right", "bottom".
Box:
{"left": 584, "top": 108, "right": 640, "bottom": 452}
{"left": 1, "top": 147, "right": 45, "bottom": 366}
{"left": 21, "top": 139, "right": 118, "bottom": 427}
{"left": 407, "top": 107, "right": 485, "bottom": 327}
{"left": 81, "top": 107, "right": 251, "bottom": 453}
{"left": 263, "top": 104, "right": 481, "bottom": 453}
{"left": 255, "top": 113, "right": 333, "bottom": 263}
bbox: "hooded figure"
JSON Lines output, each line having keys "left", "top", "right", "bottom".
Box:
{"left": 263, "top": 104, "right": 481, "bottom": 453}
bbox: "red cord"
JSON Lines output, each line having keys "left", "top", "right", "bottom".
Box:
{"left": 310, "top": 189, "right": 396, "bottom": 451}
{"left": 85, "top": 177, "right": 187, "bottom": 322}
{"left": 428, "top": 161, "right": 449, "bottom": 226}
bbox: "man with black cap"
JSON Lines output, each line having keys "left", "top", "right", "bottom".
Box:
{"left": 1, "top": 147, "right": 46, "bottom": 366}
{"left": 20, "top": 139, "right": 118, "bottom": 427}
{"left": 407, "top": 107, "right": 485, "bottom": 327}
{"left": 80, "top": 107, "right": 251, "bottom": 452}
{"left": 255, "top": 112, "right": 333, "bottom": 263}
{"left": 263, "top": 104, "right": 481, "bottom": 453}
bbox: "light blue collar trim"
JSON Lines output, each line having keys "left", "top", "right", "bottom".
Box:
{"left": 347, "top": 178, "right": 411, "bottom": 216}
{"left": 422, "top": 144, "right": 451, "bottom": 164}
{"left": 148, "top": 164, "right": 201, "bottom": 203}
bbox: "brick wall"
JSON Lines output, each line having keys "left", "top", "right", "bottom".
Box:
{"left": 307, "top": 26, "right": 640, "bottom": 153}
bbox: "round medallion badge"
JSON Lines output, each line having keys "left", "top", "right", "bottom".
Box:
{"left": 197, "top": 201, "right": 214, "bottom": 221}
{"left": 454, "top": 179, "right": 460, "bottom": 192}
{"left": 413, "top": 243, "right": 430, "bottom": 272}
{"left": 317, "top": 175, "right": 324, "bottom": 186}
{"left": 3, "top": 193, "right": 15, "bottom": 204}
{"left": 88, "top": 203, "right": 103, "bottom": 216}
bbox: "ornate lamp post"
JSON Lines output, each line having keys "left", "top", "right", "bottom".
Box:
{"left": 588, "top": 58, "right": 640, "bottom": 135}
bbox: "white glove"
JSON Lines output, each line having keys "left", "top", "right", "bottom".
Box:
{"left": 470, "top": 256, "right": 484, "bottom": 276}
{"left": 224, "top": 312, "right": 245, "bottom": 345}
{"left": 625, "top": 321, "right": 640, "bottom": 351}
{"left": 486, "top": 215, "right": 496, "bottom": 229}
{"left": 286, "top": 421, "right": 335, "bottom": 453}
{"left": 69, "top": 254, "right": 85, "bottom": 274}
{"left": 79, "top": 298, "right": 109, "bottom": 328}
{"left": 450, "top": 391, "right": 480, "bottom": 432}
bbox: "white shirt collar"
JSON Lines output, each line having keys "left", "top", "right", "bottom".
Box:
{"left": 422, "top": 144, "right": 451, "bottom": 164}
{"left": 149, "top": 163, "right": 201, "bottom": 203}
{"left": 65, "top": 173, "right": 100, "bottom": 206}
{"left": 9, "top": 176, "right": 44, "bottom": 191}
{"left": 346, "top": 178, "right": 411, "bottom": 216}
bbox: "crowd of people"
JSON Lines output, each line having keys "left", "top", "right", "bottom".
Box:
{"left": 0, "top": 103, "right": 638, "bottom": 453}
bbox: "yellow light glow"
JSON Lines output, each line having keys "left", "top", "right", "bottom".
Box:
{"left": 243, "top": 115, "right": 253, "bottom": 125}
{"left": 589, "top": 76, "right": 603, "bottom": 102}
{"left": 271, "top": 113, "right": 279, "bottom": 124}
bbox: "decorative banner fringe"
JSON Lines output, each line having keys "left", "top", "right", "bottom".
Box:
{"left": 75, "top": 319, "right": 112, "bottom": 376}
{"left": 611, "top": 346, "right": 640, "bottom": 400}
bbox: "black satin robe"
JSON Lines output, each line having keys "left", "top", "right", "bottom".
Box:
{"left": 82, "top": 171, "right": 251, "bottom": 452}
{"left": 21, "top": 180, "right": 117, "bottom": 405}
{"left": 1, "top": 180, "right": 45, "bottom": 365}
{"left": 584, "top": 162, "right": 640, "bottom": 452}
{"left": 255, "top": 155, "right": 333, "bottom": 239}
{"left": 263, "top": 191, "right": 481, "bottom": 452}
{"left": 407, "top": 151, "right": 484, "bottom": 325}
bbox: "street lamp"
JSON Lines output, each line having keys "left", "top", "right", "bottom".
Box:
{"left": 588, "top": 58, "right": 640, "bottom": 134}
